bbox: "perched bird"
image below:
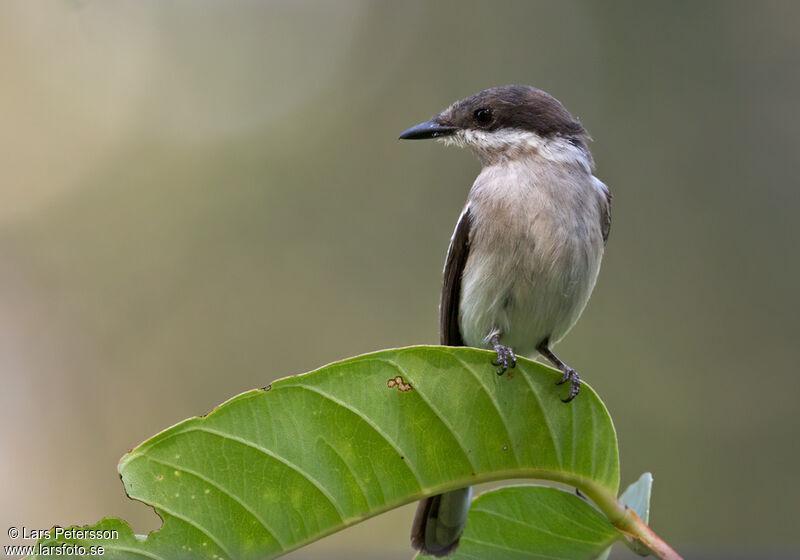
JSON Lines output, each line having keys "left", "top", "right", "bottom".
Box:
{"left": 399, "top": 85, "right": 612, "bottom": 557}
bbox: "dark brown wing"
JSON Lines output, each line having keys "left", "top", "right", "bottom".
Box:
{"left": 439, "top": 205, "right": 472, "bottom": 346}
{"left": 594, "top": 177, "right": 612, "bottom": 244}
{"left": 414, "top": 206, "right": 473, "bottom": 556}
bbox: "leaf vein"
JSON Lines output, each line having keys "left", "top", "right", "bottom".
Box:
{"left": 460, "top": 535, "right": 571, "bottom": 559}
{"left": 521, "top": 494, "right": 613, "bottom": 536}
{"left": 286, "top": 384, "right": 425, "bottom": 488}
{"left": 451, "top": 353, "right": 522, "bottom": 467}
{"left": 144, "top": 455, "right": 286, "bottom": 550}
{"left": 319, "top": 436, "right": 373, "bottom": 509}
{"left": 518, "top": 363, "right": 564, "bottom": 468}
{"left": 152, "top": 507, "right": 232, "bottom": 559}
{"left": 470, "top": 507, "right": 609, "bottom": 545}
{"left": 186, "top": 426, "right": 347, "bottom": 521}
{"left": 377, "top": 358, "right": 478, "bottom": 472}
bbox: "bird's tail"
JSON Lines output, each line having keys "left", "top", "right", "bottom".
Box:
{"left": 410, "top": 487, "right": 473, "bottom": 557}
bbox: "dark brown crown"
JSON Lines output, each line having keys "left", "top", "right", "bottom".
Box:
{"left": 437, "top": 85, "right": 587, "bottom": 145}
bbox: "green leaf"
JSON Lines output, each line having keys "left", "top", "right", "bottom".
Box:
{"left": 444, "top": 486, "right": 622, "bottom": 560}
{"left": 620, "top": 472, "right": 653, "bottom": 524}
{"left": 29, "top": 346, "right": 619, "bottom": 560}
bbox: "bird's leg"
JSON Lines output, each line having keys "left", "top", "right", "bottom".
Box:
{"left": 537, "top": 339, "right": 581, "bottom": 403}
{"left": 489, "top": 332, "right": 516, "bottom": 376}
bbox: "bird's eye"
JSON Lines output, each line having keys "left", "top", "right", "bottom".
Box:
{"left": 473, "top": 108, "right": 492, "bottom": 125}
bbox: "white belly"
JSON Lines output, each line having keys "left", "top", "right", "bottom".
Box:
{"left": 458, "top": 159, "right": 605, "bottom": 357}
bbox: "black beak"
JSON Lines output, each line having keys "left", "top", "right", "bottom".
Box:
{"left": 398, "top": 119, "right": 458, "bottom": 140}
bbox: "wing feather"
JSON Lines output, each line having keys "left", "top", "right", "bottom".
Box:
{"left": 439, "top": 205, "right": 472, "bottom": 346}
{"left": 593, "top": 177, "right": 612, "bottom": 244}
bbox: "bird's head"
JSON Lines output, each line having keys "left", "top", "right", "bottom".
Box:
{"left": 399, "top": 85, "right": 590, "bottom": 167}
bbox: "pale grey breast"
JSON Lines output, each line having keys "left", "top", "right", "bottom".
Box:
{"left": 458, "top": 151, "right": 606, "bottom": 357}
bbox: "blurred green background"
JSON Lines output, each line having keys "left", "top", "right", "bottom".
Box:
{"left": 1, "top": 1, "right": 798, "bottom": 558}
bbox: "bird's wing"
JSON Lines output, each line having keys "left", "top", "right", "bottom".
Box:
{"left": 593, "top": 177, "right": 612, "bottom": 244}
{"left": 440, "top": 205, "right": 472, "bottom": 346}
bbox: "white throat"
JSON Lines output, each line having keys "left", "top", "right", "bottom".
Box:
{"left": 439, "top": 128, "right": 593, "bottom": 171}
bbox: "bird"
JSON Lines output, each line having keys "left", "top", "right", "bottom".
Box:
{"left": 398, "top": 85, "right": 612, "bottom": 557}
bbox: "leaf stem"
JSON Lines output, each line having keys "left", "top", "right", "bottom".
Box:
{"left": 580, "top": 483, "right": 682, "bottom": 560}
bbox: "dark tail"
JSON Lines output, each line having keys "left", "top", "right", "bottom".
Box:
{"left": 410, "top": 487, "right": 473, "bottom": 557}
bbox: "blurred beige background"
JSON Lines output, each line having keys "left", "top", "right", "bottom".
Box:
{"left": 1, "top": 1, "right": 798, "bottom": 558}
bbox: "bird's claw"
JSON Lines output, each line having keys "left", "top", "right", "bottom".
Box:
{"left": 491, "top": 344, "right": 517, "bottom": 375}
{"left": 556, "top": 368, "right": 581, "bottom": 402}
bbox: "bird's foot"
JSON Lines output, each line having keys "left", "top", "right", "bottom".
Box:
{"left": 556, "top": 367, "right": 581, "bottom": 402}
{"left": 491, "top": 342, "right": 517, "bottom": 376}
